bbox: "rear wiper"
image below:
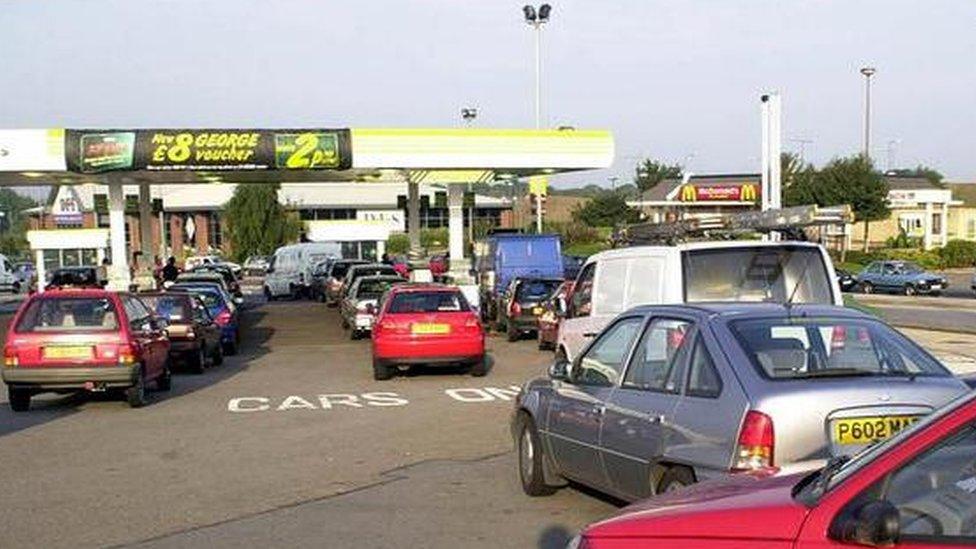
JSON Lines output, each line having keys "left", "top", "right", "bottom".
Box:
{"left": 793, "top": 368, "right": 876, "bottom": 379}
{"left": 809, "top": 455, "right": 851, "bottom": 499}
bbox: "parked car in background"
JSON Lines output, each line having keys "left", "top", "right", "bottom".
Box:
{"left": 321, "top": 259, "right": 368, "bottom": 305}
{"left": 558, "top": 241, "right": 843, "bottom": 362}
{"left": 189, "top": 264, "right": 242, "bottom": 297}
{"left": 141, "top": 292, "right": 223, "bottom": 373}
{"left": 46, "top": 266, "right": 107, "bottom": 290}
{"left": 537, "top": 280, "right": 574, "bottom": 351}
{"left": 339, "top": 275, "right": 406, "bottom": 339}
{"left": 371, "top": 284, "right": 486, "bottom": 380}
{"left": 497, "top": 276, "right": 565, "bottom": 342}
{"left": 212, "top": 261, "right": 242, "bottom": 280}
{"left": 834, "top": 268, "right": 858, "bottom": 292}
{"left": 176, "top": 272, "right": 234, "bottom": 298}
{"left": 2, "top": 290, "right": 171, "bottom": 410}
{"left": 341, "top": 263, "right": 400, "bottom": 302}
{"left": 264, "top": 242, "right": 342, "bottom": 300}
{"left": 858, "top": 260, "right": 948, "bottom": 296}
{"left": 573, "top": 390, "right": 976, "bottom": 548}
{"left": 513, "top": 303, "right": 966, "bottom": 502}
{"left": 168, "top": 283, "right": 241, "bottom": 355}
{"left": 477, "top": 233, "right": 563, "bottom": 326}
{"left": 184, "top": 255, "right": 221, "bottom": 270}
{"left": 243, "top": 255, "right": 270, "bottom": 277}
{"left": 8, "top": 259, "right": 34, "bottom": 293}
{"left": 307, "top": 259, "right": 333, "bottom": 302}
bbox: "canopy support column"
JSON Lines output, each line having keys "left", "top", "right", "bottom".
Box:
{"left": 447, "top": 183, "right": 465, "bottom": 276}
{"left": 138, "top": 183, "right": 153, "bottom": 263}
{"left": 407, "top": 181, "right": 421, "bottom": 257}
{"left": 107, "top": 180, "right": 130, "bottom": 291}
{"left": 34, "top": 248, "right": 45, "bottom": 294}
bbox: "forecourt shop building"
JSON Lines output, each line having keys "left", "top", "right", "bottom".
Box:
{"left": 0, "top": 128, "right": 613, "bottom": 290}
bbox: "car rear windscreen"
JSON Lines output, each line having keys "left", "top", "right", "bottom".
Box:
{"left": 16, "top": 297, "right": 119, "bottom": 332}
{"left": 356, "top": 279, "right": 402, "bottom": 299}
{"left": 171, "top": 287, "right": 224, "bottom": 309}
{"left": 140, "top": 295, "right": 191, "bottom": 322}
{"left": 729, "top": 317, "right": 950, "bottom": 380}
{"left": 388, "top": 292, "right": 470, "bottom": 314}
{"left": 516, "top": 280, "right": 562, "bottom": 302}
{"left": 683, "top": 246, "right": 834, "bottom": 304}
{"left": 331, "top": 262, "right": 364, "bottom": 278}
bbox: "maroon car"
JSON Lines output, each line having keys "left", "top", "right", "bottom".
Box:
{"left": 140, "top": 292, "right": 223, "bottom": 374}
{"left": 537, "top": 280, "right": 573, "bottom": 351}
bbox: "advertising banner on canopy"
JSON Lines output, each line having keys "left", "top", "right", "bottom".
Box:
{"left": 0, "top": 129, "right": 67, "bottom": 171}
{"left": 65, "top": 129, "right": 352, "bottom": 173}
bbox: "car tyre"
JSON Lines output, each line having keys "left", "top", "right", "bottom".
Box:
{"left": 8, "top": 387, "right": 30, "bottom": 412}
{"left": 223, "top": 338, "right": 239, "bottom": 357}
{"left": 860, "top": 282, "right": 874, "bottom": 294}
{"left": 657, "top": 466, "right": 695, "bottom": 494}
{"left": 190, "top": 346, "right": 206, "bottom": 374}
{"left": 157, "top": 361, "right": 172, "bottom": 391}
{"left": 903, "top": 284, "right": 916, "bottom": 296}
{"left": 211, "top": 342, "right": 224, "bottom": 366}
{"left": 264, "top": 287, "right": 276, "bottom": 302}
{"left": 517, "top": 415, "right": 556, "bottom": 496}
{"left": 11, "top": 281, "right": 20, "bottom": 294}
{"left": 372, "top": 358, "right": 394, "bottom": 381}
{"left": 507, "top": 322, "right": 520, "bottom": 342}
{"left": 126, "top": 367, "right": 148, "bottom": 408}
{"left": 350, "top": 328, "right": 361, "bottom": 341}
{"left": 470, "top": 355, "right": 488, "bottom": 377}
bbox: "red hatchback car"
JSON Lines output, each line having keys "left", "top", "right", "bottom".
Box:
{"left": 2, "top": 289, "right": 171, "bottom": 410}
{"left": 574, "top": 390, "right": 976, "bottom": 548}
{"left": 371, "top": 284, "right": 486, "bottom": 380}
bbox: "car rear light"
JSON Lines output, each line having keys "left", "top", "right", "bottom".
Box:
{"left": 4, "top": 346, "right": 17, "bottom": 367}
{"left": 510, "top": 302, "right": 522, "bottom": 316}
{"left": 214, "top": 310, "right": 232, "bottom": 326}
{"left": 117, "top": 344, "right": 138, "bottom": 365}
{"left": 733, "top": 410, "right": 774, "bottom": 471}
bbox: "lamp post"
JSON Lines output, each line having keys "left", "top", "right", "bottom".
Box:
{"left": 460, "top": 107, "right": 478, "bottom": 243}
{"left": 860, "top": 67, "right": 876, "bottom": 160}
{"left": 523, "top": 4, "right": 552, "bottom": 129}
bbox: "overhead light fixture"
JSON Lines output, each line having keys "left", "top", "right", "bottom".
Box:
{"left": 538, "top": 3, "right": 552, "bottom": 22}
{"left": 20, "top": 172, "right": 44, "bottom": 178}
{"left": 522, "top": 5, "right": 537, "bottom": 22}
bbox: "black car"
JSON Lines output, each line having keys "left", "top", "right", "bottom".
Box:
{"left": 835, "top": 268, "right": 858, "bottom": 292}
{"left": 190, "top": 264, "right": 241, "bottom": 297}
{"left": 497, "top": 277, "right": 565, "bottom": 342}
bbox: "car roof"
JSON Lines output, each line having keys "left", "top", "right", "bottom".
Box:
{"left": 588, "top": 240, "right": 823, "bottom": 263}
{"left": 32, "top": 288, "right": 115, "bottom": 299}
{"left": 625, "top": 302, "right": 872, "bottom": 321}
{"left": 389, "top": 283, "right": 458, "bottom": 293}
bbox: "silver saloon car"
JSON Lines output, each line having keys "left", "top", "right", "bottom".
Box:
{"left": 512, "top": 303, "right": 968, "bottom": 503}
{"left": 340, "top": 275, "right": 405, "bottom": 339}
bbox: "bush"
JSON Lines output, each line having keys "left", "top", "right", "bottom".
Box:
{"left": 386, "top": 234, "right": 410, "bottom": 255}
{"left": 939, "top": 239, "right": 976, "bottom": 268}
{"left": 843, "top": 249, "right": 943, "bottom": 270}
{"left": 545, "top": 221, "right": 601, "bottom": 248}
{"left": 421, "top": 228, "right": 449, "bottom": 251}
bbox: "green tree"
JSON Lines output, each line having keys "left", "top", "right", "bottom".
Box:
{"left": 0, "top": 189, "right": 38, "bottom": 256}
{"left": 572, "top": 191, "right": 641, "bottom": 227}
{"left": 633, "top": 159, "right": 682, "bottom": 194}
{"left": 815, "top": 155, "right": 889, "bottom": 252}
{"left": 223, "top": 184, "right": 301, "bottom": 262}
{"left": 887, "top": 165, "right": 944, "bottom": 188}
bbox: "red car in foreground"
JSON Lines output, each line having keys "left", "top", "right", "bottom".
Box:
{"left": 371, "top": 284, "right": 486, "bottom": 380}
{"left": 574, "top": 390, "right": 976, "bottom": 548}
{"left": 2, "top": 289, "right": 171, "bottom": 410}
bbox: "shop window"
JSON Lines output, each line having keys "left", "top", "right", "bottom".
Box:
{"left": 967, "top": 219, "right": 976, "bottom": 239}
{"left": 208, "top": 213, "right": 222, "bottom": 248}
{"left": 299, "top": 209, "right": 315, "bottom": 221}
{"left": 43, "top": 250, "right": 60, "bottom": 272}
{"left": 932, "top": 213, "right": 942, "bottom": 235}
{"left": 97, "top": 213, "right": 110, "bottom": 228}
{"left": 82, "top": 249, "right": 98, "bottom": 266}
{"left": 164, "top": 214, "right": 173, "bottom": 247}
{"left": 361, "top": 241, "right": 377, "bottom": 261}
{"left": 62, "top": 249, "right": 81, "bottom": 267}
{"left": 341, "top": 242, "right": 360, "bottom": 259}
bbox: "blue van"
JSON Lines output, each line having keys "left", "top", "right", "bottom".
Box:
{"left": 478, "top": 234, "right": 562, "bottom": 324}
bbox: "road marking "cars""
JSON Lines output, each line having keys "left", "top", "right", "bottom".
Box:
{"left": 228, "top": 392, "right": 409, "bottom": 412}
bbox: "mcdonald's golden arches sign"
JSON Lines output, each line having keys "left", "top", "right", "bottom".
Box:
{"left": 678, "top": 183, "right": 760, "bottom": 203}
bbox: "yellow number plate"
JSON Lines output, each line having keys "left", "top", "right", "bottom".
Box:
{"left": 532, "top": 307, "right": 544, "bottom": 315}
{"left": 411, "top": 323, "right": 450, "bottom": 335}
{"left": 834, "top": 415, "right": 920, "bottom": 445}
{"left": 43, "top": 346, "right": 93, "bottom": 359}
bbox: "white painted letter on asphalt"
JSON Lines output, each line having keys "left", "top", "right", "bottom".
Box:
{"left": 228, "top": 397, "right": 271, "bottom": 413}
{"left": 485, "top": 387, "right": 520, "bottom": 401}
{"left": 444, "top": 388, "right": 495, "bottom": 403}
{"left": 362, "top": 392, "right": 410, "bottom": 407}
{"left": 317, "top": 394, "right": 364, "bottom": 409}
{"left": 277, "top": 395, "right": 318, "bottom": 411}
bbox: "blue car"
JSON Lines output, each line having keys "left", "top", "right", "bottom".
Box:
{"left": 169, "top": 283, "right": 241, "bottom": 355}
{"left": 857, "top": 260, "right": 947, "bottom": 296}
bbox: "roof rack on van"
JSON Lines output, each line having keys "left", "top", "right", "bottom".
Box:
{"left": 616, "top": 204, "right": 854, "bottom": 246}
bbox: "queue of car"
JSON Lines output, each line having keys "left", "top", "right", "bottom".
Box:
{"left": 1, "top": 258, "right": 248, "bottom": 411}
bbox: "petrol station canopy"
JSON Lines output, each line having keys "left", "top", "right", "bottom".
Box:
{"left": 0, "top": 128, "right": 614, "bottom": 185}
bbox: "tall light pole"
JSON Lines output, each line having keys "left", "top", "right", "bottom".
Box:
{"left": 523, "top": 4, "right": 552, "bottom": 129}
{"left": 860, "top": 66, "right": 876, "bottom": 160}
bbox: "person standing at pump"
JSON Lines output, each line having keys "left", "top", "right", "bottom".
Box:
{"left": 162, "top": 256, "right": 180, "bottom": 283}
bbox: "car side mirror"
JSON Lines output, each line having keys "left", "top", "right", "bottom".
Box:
{"left": 555, "top": 296, "right": 568, "bottom": 317}
{"left": 233, "top": 296, "right": 244, "bottom": 305}
{"left": 265, "top": 267, "right": 274, "bottom": 274}
{"left": 366, "top": 303, "right": 377, "bottom": 315}
{"left": 834, "top": 501, "right": 900, "bottom": 547}
{"left": 548, "top": 359, "right": 571, "bottom": 381}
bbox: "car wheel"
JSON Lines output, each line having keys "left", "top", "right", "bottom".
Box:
{"left": 211, "top": 342, "right": 224, "bottom": 366}
{"left": 350, "top": 329, "right": 361, "bottom": 341}
{"left": 657, "top": 466, "right": 695, "bottom": 494}
{"left": 190, "top": 346, "right": 206, "bottom": 374}
{"left": 8, "top": 387, "right": 30, "bottom": 412}
{"left": 125, "top": 367, "right": 148, "bottom": 408}
{"left": 372, "top": 358, "right": 394, "bottom": 381}
{"left": 264, "top": 287, "right": 276, "bottom": 302}
{"left": 507, "top": 322, "right": 520, "bottom": 342}
{"left": 903, "top": 284, "right": 916, "bottom": 296}
{"left": 157, "top": 361, "right": 172, "bottom": 391}
{"left": 861, "top": 282, "right": 874, "bottom": 294}
{"left": 223, "top": 338, "right": 239, "bottom": 357}
{"left": 517, "top": 415, "right": 556, "bottom": 496}
{"left": 11, "top": 281, "right": 20, "bottom": 294}
{"left": 470, "top": 355, "right": 488, "bottom": 377}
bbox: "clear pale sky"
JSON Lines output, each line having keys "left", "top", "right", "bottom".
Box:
{"left": 2, "top": 0, "right": 973, "bottom": 185}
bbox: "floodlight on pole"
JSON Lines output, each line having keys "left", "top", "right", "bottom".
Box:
{"left": 523, "top": 4, "right": 552, "bottom": 129}
{"left": 860, "top": 66, "right": 876, "bottom": 160}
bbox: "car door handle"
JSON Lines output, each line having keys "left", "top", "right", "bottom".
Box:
{"left": 582, "top": 332, "right": 597, "bottom": 338}
{"left": 592, "top": 404, "right": 605, "bottom": 416}
{"left": 646, "top": 414, "right": 665, "bottom": 424}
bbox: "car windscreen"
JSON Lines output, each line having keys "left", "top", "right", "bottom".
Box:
{"left": 516, "top": 280, "right": 562, "bottom": 302}
{"left": 16, "top": 297, "right": 119, "bottom": 332}
{"left": 330, "top": 262, "right": 363, "bottom": 278}
{"left": 683, "top": 246, "right": 834, "bottom": 304}
{"left": 355, "top": 279, "right": 402, "bottom": 300}
{"left": 170, "top": 287, "right": 224, "bottom": 309}
{"left": 387, "top": 291, "right": 469, "bottom": 314}
{"left": 139, "top": 295, "right": 191, "bottom": 322}
{"left": 729, "top": 317, "right": 951, "bottom": 380}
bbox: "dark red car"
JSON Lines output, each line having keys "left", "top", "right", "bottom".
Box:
{"left": 2, "top": 289, "right": 171, "bottom": 410}
{"left": 536, "top": 280, "right": 573, "bottom": 351}
{"left": 140, "top": 292, "right": 223, "bottom": 374}
{"left": 574, "top": 390, "right": 976, "bottom": 548}
{"left": 370, "top": 284, "right": 486, "bottom": 380}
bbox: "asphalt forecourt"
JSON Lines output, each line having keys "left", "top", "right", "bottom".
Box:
{"left": 0, "top": 300, "right": 615, "bottom": 549}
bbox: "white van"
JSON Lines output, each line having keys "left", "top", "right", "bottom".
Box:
{"left": 556, "top": 241, "right": 843, "bottom": 361}
{"left": 264, "top": 243, "right": 342, "bottom": 299}
{"left": 0, "top": 254, "right": 20, "bottom": 293}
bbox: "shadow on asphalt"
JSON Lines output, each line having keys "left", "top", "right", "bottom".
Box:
{"left": 0, "top": 300, "right": 274, "bottom": 438}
